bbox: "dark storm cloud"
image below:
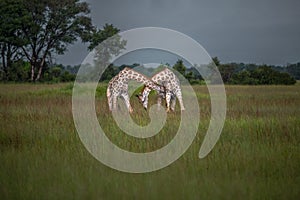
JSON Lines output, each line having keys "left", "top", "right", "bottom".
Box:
{"left": 57, "top": 0, "right": 300, "bottom": 65}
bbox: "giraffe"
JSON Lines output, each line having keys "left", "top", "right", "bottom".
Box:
{"left": 107, "top": 67, "right": 165, "bottom": 113}
{"left": 137, "top": 67, "right": 185, "bottom": 112}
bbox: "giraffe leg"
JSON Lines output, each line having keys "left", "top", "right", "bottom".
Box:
{"left": 157, "top": 96, "right": 162, "bottom": 110}
{"left": 176, "top": 91, "right": 185, "bottom": 111}
{"left": 108, "top": 97, "right": 113, "bottom": 111}
{"left": 166, "top": 92, "right": 172, "bottom": 112}
{"left": 170, "top": 96, "right": 177, "bottom": 111}
{"left": 107, "top": 87, "right": 113, "bottom": 111}
{"left": 112, "top": 95, "right": 117, "bottom": 111}
{"left": 122, "top": 93, "right": 133, "bottom": 113}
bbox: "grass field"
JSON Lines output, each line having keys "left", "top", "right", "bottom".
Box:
{"left": 0, "top": 83, "right": 299, "bottom": 200}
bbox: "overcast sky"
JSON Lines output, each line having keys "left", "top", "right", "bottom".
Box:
{"left": 56, "top": 0, "right": 300, "bottom": 66}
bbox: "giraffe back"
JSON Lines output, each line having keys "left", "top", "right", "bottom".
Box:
{"left": 138, "top": 67, "right": 185, "bottom": 110}
{"left": 107, "top": 67, "right": 164, "bottom": 100}
{"left": 151, "top": 68, "right": 181, "bottom": 95}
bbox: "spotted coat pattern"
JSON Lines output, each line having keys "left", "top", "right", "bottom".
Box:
{"left": 140, "top": 68, "right": 185, "bottom": 112}
{"left": 107, "top": 67, "right": 164, "bottom": 113}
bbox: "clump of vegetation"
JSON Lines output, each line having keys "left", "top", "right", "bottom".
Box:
{"left": 229, "top": 65, "right": 296, "bottom": 85}
{"left": 43, "top": 64, "right": 76, "bottom": 83}
{"left": 214, "top": 57, "right": 297, "bottom": 85}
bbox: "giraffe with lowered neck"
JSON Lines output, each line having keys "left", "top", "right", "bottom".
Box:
{"left": 137, "top": 67, "right": 185, "bottom": 112}
{"left": 107, "top": 67, "right": 165, "bottom": 113}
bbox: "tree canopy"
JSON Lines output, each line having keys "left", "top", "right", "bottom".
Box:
{"left": 0, "top": 0, "right": 122, "bottom": 82}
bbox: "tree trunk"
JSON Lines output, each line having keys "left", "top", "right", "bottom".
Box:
{"left": 1, "top": 44, "right": 9, "bottom": 81}
{"left": 1, "top": 46, "right": 7, "bottom": 81}
{"left": 6, "top": 44, "right": 11, "bottom": 76}
{"left": 30, "top": 63, "right": 35, "bottom": 82}
{"left": 35, "top": 65, "right": 43, "bottom": 81}
{"left": 35, "top": 56, "right": 46, "bottom": 81}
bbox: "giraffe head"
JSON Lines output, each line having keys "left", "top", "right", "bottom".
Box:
{"left": 137, "top": 86, "right": 151, "bottom": 109}
{"left": 137, "top": 85, "right": 165, "bottom": 110}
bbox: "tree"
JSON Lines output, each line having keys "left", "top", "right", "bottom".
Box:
{"left": 88, "top": 24, "right": 126, "bottom": 82}
{"left": 0, "top": 0, "right": 94, "bottom": 81}
{"left": 0, "top": 0, "right": 125, "bottom": 83}
{"left": 173, "top": 59, "right": 186, "bottom": 75}
{"left": 0, "top": 0, "right": 26, "bottom": 80}
{"left": 173, "top": 59, "right": 203, "bottom": 84}
{"left": 205, "top": 59, "right": 222, "bottom": 84}
{"left": 212, "top": 57, "right": 220, "bottom": 66}
{"left": 218, "top": 64, "right": 237, "bottom": 83}
{"left": 100, "top": 64, "right": 117, "bottom": 81}
{"left": 88, "top": 24, "right": 121, "bottom": 51}
{"left": 7, "top": 60, "right": 30, "bottom": 82}
{"left": 286, "top": 63, "right": 300, "bottom": 80}
{"left": 230, "top": 70, "right": 258, "bottom": 85}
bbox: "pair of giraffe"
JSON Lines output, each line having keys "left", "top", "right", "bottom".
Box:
{"left": 107, "top": 67, "right": 185, "bottom": 113}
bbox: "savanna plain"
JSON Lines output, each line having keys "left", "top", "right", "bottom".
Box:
{"left": 0, "top": 83, "right": 299, "bottom": 199}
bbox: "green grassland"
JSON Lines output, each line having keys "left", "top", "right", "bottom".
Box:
{"left": 0, "top": 83, "right": 299, "bottom": 200}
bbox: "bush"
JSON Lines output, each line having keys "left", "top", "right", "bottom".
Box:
{"left": 42, "top": 65, "right": 75, "bottom": 83}
{"left": 60, "top": 71, "right": 75, "bottom": 82}
{"left": 229, "top": 66, "right": 296, "bottom": 85}
{"left": 4, "top": 61, "right": 30, "bottom": 82}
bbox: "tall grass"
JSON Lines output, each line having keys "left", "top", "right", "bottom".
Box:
{"left": 0, "top": 83, "right": 299, "bottom": 199}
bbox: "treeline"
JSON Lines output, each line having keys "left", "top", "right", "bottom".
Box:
{"left": 0, "top": 61, "right": 78, "bottom": 82}
{"left": 1, "top": 58, "right": 298, "bottom": 85}
{"left": 215, "top": 58, "right": 298, "bottom": 85}
{"left": 97, "top": 58, "right": 298, "bottom": 85}
{"left": 175, "top": 58, "right": 298, "bottom": 85}
{"left": 225, "top": 64, "right": 297, "bottom": 85}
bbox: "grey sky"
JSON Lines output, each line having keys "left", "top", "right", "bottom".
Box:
{"left": 57, "top": 0, "right": 300, "bottom": 66}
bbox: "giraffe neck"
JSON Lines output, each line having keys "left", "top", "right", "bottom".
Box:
{"left": 124, "top": 67, "right": 163, "bottom": 92}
